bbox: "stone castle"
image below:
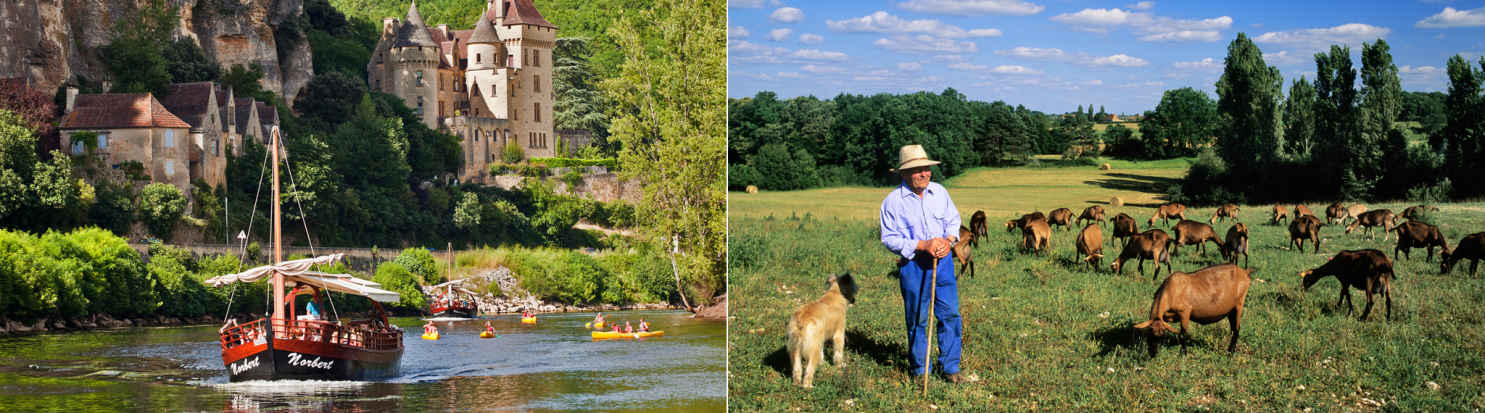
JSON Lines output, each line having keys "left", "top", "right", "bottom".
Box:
{"left": 368, "top": 0, "right": 557, "bottom": 183}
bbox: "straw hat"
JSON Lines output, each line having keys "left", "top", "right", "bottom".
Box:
{"left": 892, "top": 144, "right": 941, "bottom": 172}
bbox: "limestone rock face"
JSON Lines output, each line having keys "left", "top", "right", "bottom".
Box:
{"left": 1, "top": 0, "right": 312, "bottom": 105}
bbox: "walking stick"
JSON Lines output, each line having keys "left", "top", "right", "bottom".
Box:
{"left": 923, "top": 250, "right": 938, "bottom": 397}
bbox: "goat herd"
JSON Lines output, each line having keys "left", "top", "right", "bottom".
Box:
{"left": 950, "top": 202, "right": 1485, "bottom": 355}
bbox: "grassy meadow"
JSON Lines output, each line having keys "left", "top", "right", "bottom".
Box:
{"left": 727, "top": 162, "right": 1485, "bottom": 411}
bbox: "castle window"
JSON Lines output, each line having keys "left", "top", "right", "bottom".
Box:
{"left": 491, "top": 84, "right": 496, "bottom": 97}
{"left": 507, "top": 54, "right": 513, "bottom": 67}
{"left": 476, "top": 53, "right": 481, "bottom": 63}
{"left": 214, "top": 139, "right": 220, "bottom": 156}
{"left": 534, "top": 103, "right": 541, "bottom": 122}
{"left": 534, "top": 75, "right": 540, "bottom": 92}
{"left": 417, "top": 96, "right": 424, "bottom": 115}
{"left": 535, "top": 50, "right": 541, "bottom": 67}
{"left": 165, "top": 130, "right": 175, "bottom": 148}
{"left": 98, "top": 133, "right": 109, "bottom": 151}
{"left": 416, "top": 70, "right": 425, "bottom": 87}
{"left": 376, "top": 53, "right": 382, "bottom": 63}
{"left": 72, "top": 140, "right": 85, "bottom": 155}
{"left": 165, "top": 160, "right": 175, "bottom": 176}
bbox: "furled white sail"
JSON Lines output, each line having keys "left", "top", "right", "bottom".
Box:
{"left": 206, "top": 253, "right": 401, "bottom": 303}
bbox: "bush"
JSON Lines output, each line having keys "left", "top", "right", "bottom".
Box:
{"left": 527, "top": 157, "right": 618, "bottom": 169}
{"left": 138, "top": 183, "right": 187, "bottom": 238}
{"left": 393, "top": 247, "right": 442, "bottom": 285}
{"left": 502, "top": 144, "right": 525, "bottom": 164}
{"left": 1407, "top": 178, "right": 1453, "bottom": 204}
{"left": 372, "top": 262, "right": 426, "bottom": 313}
{"left": 1171, "top": 149, "right": 1243, "bottom": 206}
{"left": 560, "top": 170, "right": 584, "bottom": 189}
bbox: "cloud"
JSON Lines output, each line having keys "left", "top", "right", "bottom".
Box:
{"left": 899, "top": 62, "right": 924, "bottom": 71}
{"left": 729, "top": 0, "right": 766, "bottom": 8}
{"left": 1263, "top": 50, "right": 1307, "bottom": 66}
{"left": 1253, "top": 23, "right": 1390, "bottom": 52}
{"left": 1172, "top": 57, "right": 1220, "bottom": 70}
{"left": 768, "top": 28, "right": 794, "bottom": 41}
{"left": 1399, "top": 65, "right": 1448, "bottom": 91}
{"left": 948, "top": 62, "right": 988, "bottom": 71}
{"left": 991, "top": 65, "right": 1041, "bottom": 74}
{"left": 1050, "top": 8, "right": 1231, "bottom": 42}
{"left": 770, "top": 7, "right": 805, "bottom": 23}
{"left": 778, "top": 72, "right": 804, "bottom": 79}
{"left": 827, "top": 11, "right": 1002, "bottom": 38}
{"left": 1417, "top": 6, "right": 1485, "bottom": 28}
{"left": 896, "top": 0, "right": 1044, "bottom": 16}
{"left": 1127, "top": 1, "right": 1154, "bottom": 10}
{"left": 728, "top": 40, "right": 790, "bottom": 63}
{"left": 801, "top": 64, "right": 846, "bottom": 73}
{"left": 728, "top": 26, "right": 750, "bottom": 39}
{"left": 1092, "top": 54, "right": 1148, "bottom": 67}
{"left": 874, "top": 35, "right": 979, "bottom": 53}
{"left": 994, "top": 46, "right": 1146, "bottom": 67}
{"left": 790, "top": 49, "right": 849, "bottom": 61}
{"left": 799, "top": 33, "right": 824, "bottom": 44}
{"left": 995, "top": 46, "right": 1066, "bottom": 58}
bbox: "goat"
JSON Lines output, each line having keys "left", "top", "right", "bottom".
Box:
{"left": 1221, "top": 223, "right": 1250, "bottom": 268}
{"left": 1022, "top": 219, "right": 1052, "bottom": 254}
{"left": 1401, "top": 204, "right": 1439, "bottom": 221}
{"left": 1047, "top": 208, "right": 1075, "bottom": 232}
{"left": 1134, "top": 263, "right": 1253, "bottom": 356}
{"left": 1209, "top": 204, "right": 1240, "bottom": 225}
{"left": 1325, "top": 202, "right": 1345, "bottom": 225}
{"left": 1172, "top": 220, "right": 1224, "bottom": 257}
{"left": 1345, "top": 209, "right": 1398, "bottom": 240}
{"left": 1293, "top": 204, "right": 1314, "bottom": 219}
{"left": 969, "top": 210, "right": 988, "bottom": 247}
{"left": 1391, "top": 221, "right": 1449, "bottom": 261}
{"left": 1112, "top": 229, "right": 1174, "bottom": 279}
{"left": 1148, "top": 202, "right": 1187, "bottom": 227}
{"left": 1077, "top": 205, "right": 1107, "bottom": 228}
{"left": 1271, "top": 203, "right": 1289, "bottom": 225}
{"left": 1111, "top": 213, "right": 1139, "bottom": 248}
{"left": 1288, "top": 215, "right": 1323, "bottom": 254}
{"left": 952, "top": 226, "right": 977, "bottom": 279}
{"left": 1006, "top": 211, "right": 1047, "bottom": 233}
{"left": 1076, "top": 223, "right": 1104, "bottom": 271}
{"left": 1441, "top": 232, "right": 1485, "bottom": 277}
{"left": 1299, "top": 249, "right": 1395, "bottom": 321}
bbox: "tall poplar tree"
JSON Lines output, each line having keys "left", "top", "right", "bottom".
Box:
{"left": 1282, "top": 77, "right": 1317, "bottom": 160}
{"left": 1441, "top": 55, "right": 1485, "bottom": 196}
{"left": 1312, "top": 45, "right": 1358, "bottom": 197}
{"left": 1349, "top": 39, "right": 1403, "bottom": 200}
{"left": 1215, "top": 33, "right": 1284, "bottom": 188}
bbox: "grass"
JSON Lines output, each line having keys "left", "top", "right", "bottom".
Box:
{"left": 727, "top": 165, "right": 1485, "bottom": 411}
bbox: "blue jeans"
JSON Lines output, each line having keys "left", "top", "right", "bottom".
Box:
{"left": 899, "top": 254, "right": 961, "bottom": 376}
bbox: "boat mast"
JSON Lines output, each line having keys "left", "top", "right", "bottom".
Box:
{"left": 271, "top": 126, "right": 284, "bottom": 323}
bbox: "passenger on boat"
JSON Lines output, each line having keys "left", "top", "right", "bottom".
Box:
{"left": 625, "top": 321, "right": 634, "bottom": 333}
{"left": 639, "top": 319, "right": 649, "bottom": 332}
{"left": 305, "top": 299, "right": 321, "bottom": 320}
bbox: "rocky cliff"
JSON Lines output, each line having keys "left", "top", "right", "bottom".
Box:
{"left": 0, "top": 0, "right": 312, "bottom": 104}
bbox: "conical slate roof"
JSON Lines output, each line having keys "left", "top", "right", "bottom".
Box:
{"left": 394, "top": 1, "right": 438, "bottom": 48}
{"left": 468, "top": 8, "right": 500, "bottom": 44}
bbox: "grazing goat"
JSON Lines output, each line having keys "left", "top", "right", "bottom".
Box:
{"left": 1401, "top": 204, "right": 1438, "bottom": 221}
{"left": 1293, "top": 204, "right": 1314, "bottom": 219}
{"left": 952, "top": 226, "right": 977, "bottom": 279}
{"left": 1134, "top": 264, "right": 1252, "bottom": 356}
{"left": 1112, "top": 229, "right": 1174, "bottom": 279}
{"left": 1047, "top": 208, "right": 1075, "bottom": 232}
{"left": 1442, "top": 232, "right": 1485, "bottom": 277}
{"left": 1288, "top": 215, "right": 1323, "bottom": 254}
{"left": 1111, "top": 213, "right": 1139, "bottom": 248}
{"left": 1325, "top": 202, "right": 1345, "bottom": 225}
{"left": 1271, "top": 203, "right": 1289, "bottom": 225}
{"left": 1221, "top": 223, "right": 1249, "bottom": 268}
{"left": 1022, "top": 219, "right": 1052, "bottom": 254}
{"left": 1210, "top": 204, "right": 1240, "bottom": 225}
{"left": 1148, "top": 202, "right": 1187, "bottom": 227}
{"left": 969, "top": 210, "right": 988, "bottom": 247}
{"left": 1345, "top": 209, "right": 1398, "bottom": 240}
{"left": 1172, "top": 220, "right": 1224, "bottom": 257}
{"left": 1299, "top": 249, "right": 1395, "bottom": 321}
{"left": 1006, "top": 212, "right": 1047, "bottom": 233}
{"left": 787, "top": 273, "right": 858, "bottom": 388}
{"left": 1077, "top": 205, "right": 1107, "bottom": 228}
{"left": 1076, "top": 224, "right": 1104, "bottom": 271}
{"left": 1391, "top": 221, "right": 1449, "bottom": 261}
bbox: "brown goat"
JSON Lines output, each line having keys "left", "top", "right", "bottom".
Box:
{"left": 1134, "top": 263, "right": 1252, "bottom": 355}
{"left": 1111, "top": 213, "right": 1140, "bottom": 248}
{"left": 969, "top": 210, "right": 988, "bottom": 247}
{"left": 1077, "top": 205, "right": 1107, "bottom": 227}
{"left": 1148, "top": 202, "right": 1187, "bottom": 227}
{"left": 1047, "top": 208, "right": 1075, "bottom": 231}
{"left": 1293, "top": 204, "right": 1314, "bottom": 219}
{"left": 952, "top": 226, "right": 977, "bottom": 279}
{"left": 1209, "top": 204, "right": 1240, "bottom": 225}
{"left": 1172, "top": 220, "right": 1224, "bottom": 257}
{"left": 1288, "top": 215, "right": 1323, "bottom": 254}
{"left": 1076, "top": 224, "right": 1104, "bottom": 271}
{"left": 1325, "top": 202, "right": 1345, "bottom": 225}
{"left": 1401, "top": 204, "right": 1438, "bottom": 221}
{"left": 1006, "top": 211, "right": 1047, "bottom": 233}
{"left": 1299, "top": 249, "right": 1395, "bottom": 321}
{"left": 1271, "top": 203, "right": 1289, "bottom": 225}
{"left": 1022, "top": 219, "right": 1052, "bottom": 254}
{"left": 1221, "top": 223, "right": 1250, "bottom": 268}
{"left": 1112, "top": 229, "right": 1174, "bottom": 279}
{"left": 1345, "top": 209, "right": 1398, "bottom": 240}
{"left": 1391, "top": 221, "right": 1449, "bottom": 261}
{"left": 1441, "top": 232, "right": 1485, "bottom": 277}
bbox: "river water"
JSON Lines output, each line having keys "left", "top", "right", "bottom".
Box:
{"left": 0, "top": 310, "right": 724, "bottom": 412}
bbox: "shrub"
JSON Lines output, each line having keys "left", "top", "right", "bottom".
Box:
{"left": 394, "top": 247, "right": 442, "bottom": 285}
{"left": 1406, "top": 178, "right": 1453, "bottom": 204}
{"left": 526, "top": 157, "right": 618, "bottom": 169}
{"left": 138, "top": 183, "right": 187, "bottom": 238}
{"left": 560, "top": 170, "right": 584, "bottom": 189}
{"left": 1171, "top": 149, "right": 1243, "bottom": 206}
{"left": 501, "top": 144, "right": 525, "bottom": 164}
{"left": 372, "top": 262, "right": 426, "bottom": 313}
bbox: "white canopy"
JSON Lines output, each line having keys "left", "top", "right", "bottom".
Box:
{"left": 206, "top": 254, "right": 401, "bottom": 303}
{"left": 429, "top": 279, "right": 468, "bottom": 289}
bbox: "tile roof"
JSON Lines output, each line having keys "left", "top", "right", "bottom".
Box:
{"left": 256, "top": 102, "right": 277, "bottom": 125}
{"left": 60, "top": 93, "right": 191, "bottom": 129}
{"left": 469, "top": 8, "right": 501, "bottom": 44}
{"left": 235, "top": 98, "right": 256, "bottom": 135}
{"left": 394, "top": 2, "right": 438, "bottom": 47}
{"left": 502, "top": 0, "right": 555, "bottom": 29}
{"left": 159, "top": 82, "right": 215, "bottom": 128}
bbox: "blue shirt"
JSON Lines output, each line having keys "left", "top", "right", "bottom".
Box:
{"left": 880, "top": 181, "right": 962, "bottom": 260}
{"left": 306, "top": 301, "right": 320, "bottom": 318}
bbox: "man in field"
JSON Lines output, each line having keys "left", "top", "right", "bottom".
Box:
{"left": 879, "top": 144, "right": 965, "bottom": 384}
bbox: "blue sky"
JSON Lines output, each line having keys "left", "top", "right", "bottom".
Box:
{"left": 727, "top": 0, "right": 1485, "bottom": 114}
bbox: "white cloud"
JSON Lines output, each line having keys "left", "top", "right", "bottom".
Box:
{"left": 770, "top": 7, "right": 805, "bottom": 23}
{"left": 854, "top": 76, "right": 889, "bottom": 81}
{"left": 1399, "top": 65, "right": 1441, "bottom": 74}
{"left": 995, "top": 46, "right": 1066, "bottom": 58}
{"left": 1417, "top": 6, "right": 1485, "bottom": 28}
{"left": 874, "top": 35, "right": 979, "bottom": 53}
{"left": 896, "top": 0, "right": 1044, "bottom": 16}
{"left": 1092, "top": 54, "right": 1148, "bottom": 67}
{"left": 768, "top": 28, "right": 794, "bottom": 41}
{"left": 934, "top": 54, "right": 968, "bottom": 62}
{"left": 1264, "top": 50, "right": 1306, "bottom": 66}
{"left": 949, "top": 62, "right": 988, "bottom": 71}
{"left": 1052, "top": 8, "right": 1135, "bottom": 26}
{"left": 1084, "top": 79, "right": 1104, "bottom": 86}
{"left": 790, "top": 49, "right": 849, "bottom": 61}
{"left": 1117, "top": 81, "right": 1165, "bottom": 88}
{"left": 799, "top": 33, "right": 824, "bottom": 44}
{"left": 991, "top": 65, "right": 1041, "bottom": 74}
{"left": 728, "top": 26, "right": 750, "bottom": 39}
{"left": 1399, "top": 65, "right": 1448, "bottom": 91}
{"left": 778, "top": 71, "right": 804, "bottom": 79}
{"left": 1253, "top": 23, "right": 1390, "bottom": 52}
{"left": 1138, "top": 30, "right": 1220, "bottom": 42}
{"left": 1050, "top": 8, "right": 1231, "bottom": 42}
{"left": 994, "top": 46, "right": 1146, "bottom": 67}
{"left": 728, "top": 40, "right": 790, "bottom": 63}
{"left": 729, "top": 0, "right": 766, "bottom": 8}
{"left": 899, "top": 62, "right": 924, "bottom": 71}
{"left": 827, "top": 11, "right": 1002, "bottom": 38}
{"left": 1127, "top": 1, "right": 1154, "bottom": 10}
{"left": 801, "top": 64, "right": 846, "bottom": 73}
{"left": 1172, "top": 57, "right": 1220, "bottom": 70}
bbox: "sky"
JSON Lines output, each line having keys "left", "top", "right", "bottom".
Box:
{"left": 727, "top": 0, "right": 1485, "bottom": 114}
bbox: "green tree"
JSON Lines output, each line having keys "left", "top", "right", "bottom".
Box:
{"left": 452, "top": 192, "right": 481, "bottom": 230}
{"left": 372, "top": 262, "right": 426, "bottom": 313}
{"left": 164, "top": 38, "right": 221, "bottom": 83}
{"left": 553, "top": 37, "right": 612, "bottom": 154}
{"left": 393, "top": 247, "right": 441, "bottom": 285}
{"left": 1313, "top": 45, "right": 1359, "bottom": 197}
{"left": 1141, "top": 87, "right": 1218, "bottom": 159}
{"left": 602, "top": 0, "right": 725, "bottom": 310}
{"left": 745, "top": 143, "right": 818, "bottom": 190}
{"left": 1215, "top": 33, "right": 1284, "bottom": 178}
{"left": 1282, "top": 77, "right": 1317, "bottom": 160}
{"left": 295, "top": 72, "right": 368, "bottom": 126}
{"left": 1347, "top": 39, "right": 1403, "bottom": 200}
{"left": 138, "top": 183, "right": 187, "bottom": 239}
{"left": 1440, "top": 55, "right": 1485, "bottom": 197}
{"left": 102, "top": 0, "right": 177, "bottom": 96}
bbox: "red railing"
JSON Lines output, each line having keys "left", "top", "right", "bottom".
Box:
{"left": 219, "top": 317, "right": 403, "bottom": 352}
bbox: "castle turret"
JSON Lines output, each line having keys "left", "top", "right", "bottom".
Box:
{"left": 493, "top": 0, "right": 557, "bottom": 158}
{"left": 388, "top": 1, "right": 441, "bottom": 129}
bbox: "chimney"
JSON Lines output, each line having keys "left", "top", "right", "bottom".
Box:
{"left": 64, "top": 87, "right": 78, "bottom": 115}
{"left": 436, "top": 24, "right": 449, "bottom": 40}
{"left": 494, "top": 0, "right": 504, "bottom": 19}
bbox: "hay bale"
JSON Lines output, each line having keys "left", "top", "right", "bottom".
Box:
{"left": 1110, "top": 196, "right": 1124, "bottom": 207}
{"left": 1100, "top": 163, "right": 1112, "bottom": 170}
{"left": 745, "top": 185, "right": 758, "bottom": 194}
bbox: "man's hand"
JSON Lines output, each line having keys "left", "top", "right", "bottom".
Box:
{"left": 917, "top": 237, "right": 953, "bottom": 258}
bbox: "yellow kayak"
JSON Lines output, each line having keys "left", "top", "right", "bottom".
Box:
{"left": 585, "top": 321, "right": 605, "bottom": 329}
{"left": 479, "top": 331, "right": 496, "bottom": 339}
{"left": 422, "top": 332, "right": 440, "bottom": 340}
{"left": 591, "top": 330, "right": 664, "bottom": 340}
{"left": 521, "top": 317, "right": 537, "bottom": 324}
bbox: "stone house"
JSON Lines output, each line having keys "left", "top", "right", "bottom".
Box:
{"left": 59, "top": 93, "right": 194, "bottom": 200}
{"left": 158, "top": 82, "right": 228, "bottom": 188}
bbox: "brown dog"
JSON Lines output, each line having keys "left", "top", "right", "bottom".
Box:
{"left": 787, "top": 273, "right": 858, "bottom": 388}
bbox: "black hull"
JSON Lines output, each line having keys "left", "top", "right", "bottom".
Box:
{"left": 432, "top": 308, "right": 476, "bottom": 318}
{"left": 226, "top": 340, "right": 402, "bottom": 382}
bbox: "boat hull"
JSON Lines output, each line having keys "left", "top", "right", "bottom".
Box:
{"left": 591, "top": 330, "right": 664, "bottom": 340}
{"left": 430, "top": 303, "right": 477, "bottom": 318}
{"left": 223, "top": 333, "right": 403, "bottom": 382}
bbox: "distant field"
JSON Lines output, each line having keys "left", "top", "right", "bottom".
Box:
{"left": 728, "top": 163, "right": 1485, "bottom": 411}
{"left": 1093, "top": 121, "right": 1142, "bottom": 136}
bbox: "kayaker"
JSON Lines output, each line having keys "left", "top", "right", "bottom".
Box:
{"left": 593, "top": 313, "right": 605, "bottom": 327}
{"left": 639, "top": 319, "right": 649, "bottom": 332}
{"left": 484, "top": 321, "right": 495, "bottom": 335}
{"left": 423, "top": 320, "right": 437, "bottom": 335}
{"left": 611, "top": 323, "right": 622, "bottom": 333}
{"left": 625, "top": 321, "right": 634, "bottom": 333}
